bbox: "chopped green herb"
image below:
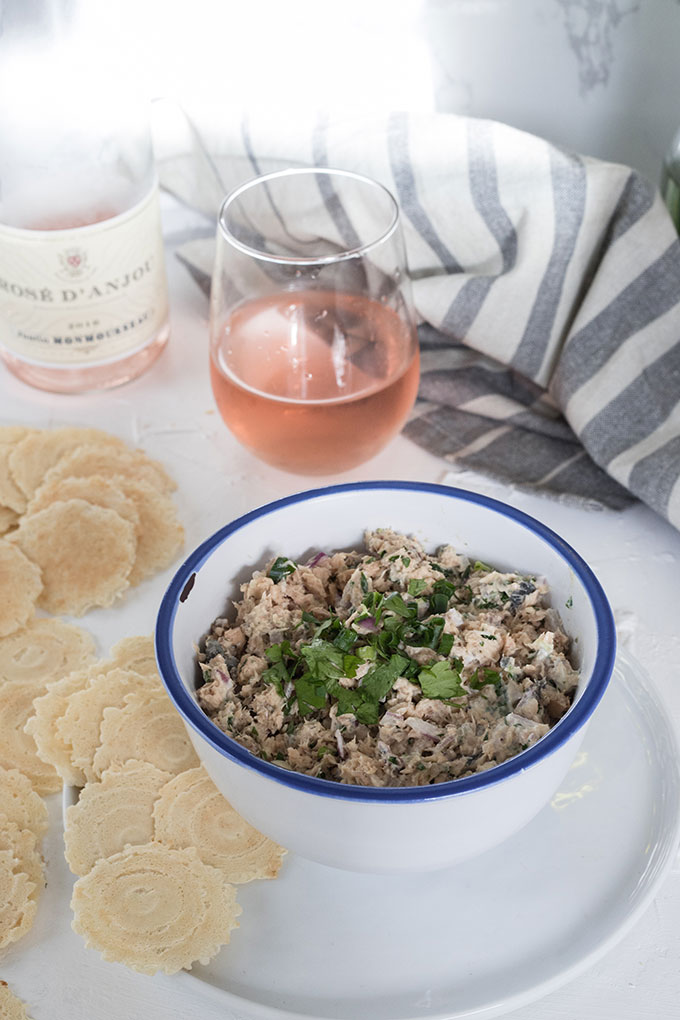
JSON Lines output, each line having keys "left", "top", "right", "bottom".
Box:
{"left": 473, "top": 560, "right": 493, "bottom": 572}
{"left": 300, "top": 639, "right": 346, "bottom": 683}
{"left": 417, "top": 659, "right": 465, "bottom": 699}
{"left": 565, "top": 595, "right": 573, "bottom": 609}
{"left": 428, "top": 592, "right": 449, "bottom": 615}
{"left": 437, "top": 633, "right": 454, "bottom": 657}
{"left": 407, "top": 578, "right": 428, "bottom": 596}
{"left": 481, "top": 633, "right": 497, "bottom": 641}
{"left": 360, "top": 572, "right": 369, "bottom": 594}
{"left": 401, "top": 556, "right": 411, "bottom": 567}
{"left": 268, "top": 556, "right": 296, "bottom": 583}
{"left": 382, "top": 593, "right": 416, "bottom": 619}
{"left": 469, "top": 667, "right": 503, "bottom": 692}
{"left": 294, "top": 675, "right": 328, "bottom": 716}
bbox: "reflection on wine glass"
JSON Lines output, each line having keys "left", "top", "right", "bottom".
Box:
{"left": 209, "top": 167, "right": 419, "bottom": 475}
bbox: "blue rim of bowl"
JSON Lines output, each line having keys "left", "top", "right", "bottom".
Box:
{"left": 156, "top": 481, "right": 617, "bottom": 803}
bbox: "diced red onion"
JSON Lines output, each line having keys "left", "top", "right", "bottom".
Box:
{"left": 215, "top": 669, "right": 233, "bottom": 692}
{"left": 355, "top": 615, "right": 378, "bottom": 633}
{"left": 307, "top": 552, "right": 327, "bottom": 568}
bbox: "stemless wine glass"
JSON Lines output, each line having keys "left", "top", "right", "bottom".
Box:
{"left": 209, "top": 167, "right": 420, "bottom": 474}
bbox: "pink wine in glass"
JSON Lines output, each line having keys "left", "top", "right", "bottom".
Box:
{"left": 210, "top": 290, "right": 420, "bottom": 474}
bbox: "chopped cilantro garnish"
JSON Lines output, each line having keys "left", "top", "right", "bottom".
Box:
{"left": 262, "top": 640, "right": 295, "bottom": 695}
{"left": 407, "top": 616, "right": 445, "bottom": 650}
{"left": 437, "top": 633, "right": 454, "bottom": 657}
{"left": 382, "top": 593, "right": 416, "bottom": 618}
{"left": 417, "top": 659, "right": 465, "bottom": 699}
{"left": 469, "top": 667, "right": 503, "bottom": 692}
{"left": 293, "top": 675, "right": 328, "bottom": 716}
{"left": 565, "top": 595, "right": 573, "bottom": 609}
{"left": 401, "top": 556, "right": 411, "bottom": 567}
{"left": 360, "top": 572, "right": 369, "bottom": 594}
{"left": 407, "top": 578, "right": 428, "bottom": 596}
{"left": 480, "top": 633, "right": 497, "bottom": 641}
{"left": 268, "top": 556, "right": 296, "bottom": 582}
{"left": 300, "top": 639, "right": 346, "bottom": 683}
{"left": 428, "top": 592, "right": 449, "bottom": 615}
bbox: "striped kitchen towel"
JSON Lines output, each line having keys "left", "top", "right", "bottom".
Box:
{"left": 156, "top": 108, "right": 680, "bottom": 528}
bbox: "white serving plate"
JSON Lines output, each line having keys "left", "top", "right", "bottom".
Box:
{"left": 179, "top": 650, "right": 680, "bottom": 1019}
{"left": 63, "top": 650, "right": 680, "bottom": 1020}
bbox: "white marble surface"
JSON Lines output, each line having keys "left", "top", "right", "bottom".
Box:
{"left": 0, "top": 195, "right": 679, "bottom": 1019}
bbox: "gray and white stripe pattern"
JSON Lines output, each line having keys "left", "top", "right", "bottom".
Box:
{"left": 158, "top": 109, "right": 680, "bottom": 528}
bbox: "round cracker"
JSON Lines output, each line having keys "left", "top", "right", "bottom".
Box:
{"left": 10, "top": 500, "right": 136, "bottom": 616}
{"left": 104, "top": 635, "right": 159, "bottom": 679}
{"left": 0, "top": 540, "right": 42, "bottom": 638}
{"left": 70, "top": 843, "right": 240, "bottom": 975}
{"left": 64, "top": 760, "right": 172, "bottom": 876}
{"left": 0, "top": 981, "right": 35, "bottom": 1020}
{"left": 8, "top": 427, "right": 126, "bottom": 501}
{"left": 0, "top": 767, "right": 48, "bottom": 839}
{"left": 26, "top": 475, "right": 140, "bottom": 532}
{"left": 154, "top": 766, "right": 285, "bottom": 883}
{"left": 0, "top": 427, "right": 34, "bottom": 444}
{"left": 92, "top": 690, "right": 200, "bottom": 778}
{"left": 43, "top": 443, "right": 176, "bottom": 495}
{"left": 0, "top": 681, "right": 61, "bottom": 795}
{"left": 0, "top": 817, "right": 44, "bottom": 897}
{"left": 0, "top": 444, "right": 30, "bottom": 515}
{"left": 24, "top": 670, "right": 92, "bottom": 788}
{"left": 57, "top": 667, "right": 163, "bottom": 785}
{"left": 0, "top": 617, "right": 96, "bottom": 685}
{"left": 0, "top": 848, "right": 38, "bottom": 949}
{"left": 109, "top": 476, "right": 184, "bottom": 585}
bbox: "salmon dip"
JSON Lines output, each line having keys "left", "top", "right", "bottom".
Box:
{"left": 195, "top": 528, "right": 579, "bottom": 788}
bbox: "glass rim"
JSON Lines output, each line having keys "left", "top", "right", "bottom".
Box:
{"left": 217, "top": 166, "right": 401, "bottom": 266}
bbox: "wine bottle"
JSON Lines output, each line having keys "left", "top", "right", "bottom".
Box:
{"left": 0, "top": 0, "right": 170, "bottom": 393}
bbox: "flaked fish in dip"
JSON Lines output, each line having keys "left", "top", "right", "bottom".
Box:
{"left": 196, "top": 528, "right": 579, "bottom": 788}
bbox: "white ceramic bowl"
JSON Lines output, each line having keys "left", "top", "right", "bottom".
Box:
{"left": 155, "top": 481, "right": 616, "bottom": 873}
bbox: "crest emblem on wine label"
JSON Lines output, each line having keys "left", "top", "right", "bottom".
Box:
{"left": 58, "top": 247, "right": 89, "bottom": 278}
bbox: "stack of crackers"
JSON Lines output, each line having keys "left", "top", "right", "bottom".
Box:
{"left": 0, "top": 424, "right": 286, "bottom": 990}
{"left": 0, "top": 425, "right": 184, "bottom": 616}
{"left": 31, "top": 634, "right": 285, "bottom": 974}
{"left": 0, "top": 614, "right": 99, "bottom": 964}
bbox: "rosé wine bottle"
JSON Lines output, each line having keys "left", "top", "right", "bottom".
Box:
{"left": 0, "top": 0, "right": 169, "bottom": 394}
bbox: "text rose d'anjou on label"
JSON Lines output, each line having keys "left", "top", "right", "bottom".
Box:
{"left": 0, "top": 258, "right": 156, "bottom": 303}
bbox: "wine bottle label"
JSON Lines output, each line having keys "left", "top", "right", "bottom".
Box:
{"left": 0, "top": 184, "right": 169, "bottom": 366}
